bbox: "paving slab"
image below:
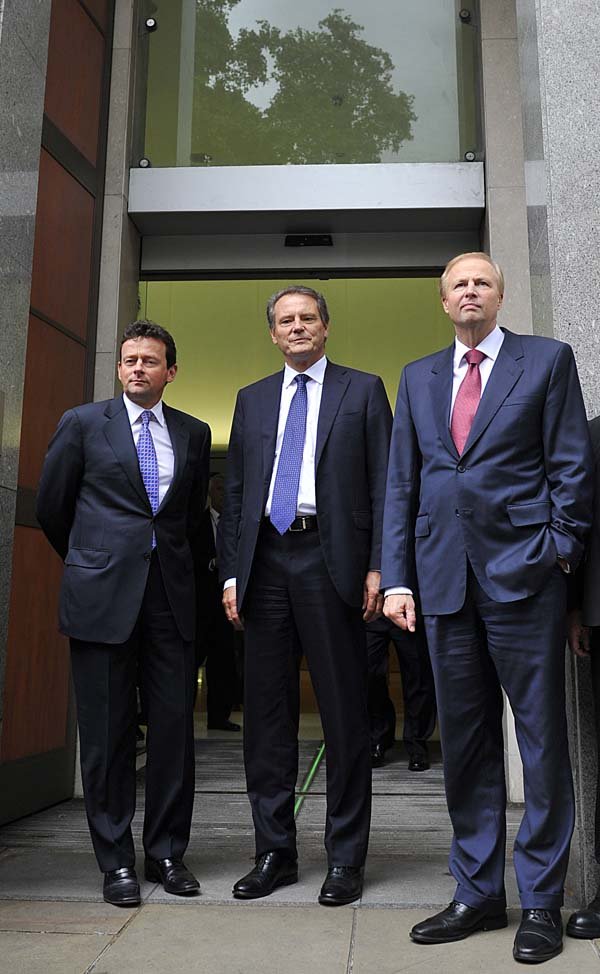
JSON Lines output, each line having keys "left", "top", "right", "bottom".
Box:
{"left": 0, "top": 931, "right": 110, "bottom": 974}
{"left": 0, "top": 849, "right": 155, "bottom": 902}
{"left": 96, "top": 903, "right": 354, "bottom": 974}
{"left": 0, "top": 899, "right": 131, "bottom": 934}
{"left": 352, "top": 908, "right": 600, "bottom": 974}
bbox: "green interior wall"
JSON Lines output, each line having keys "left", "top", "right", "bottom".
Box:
{"left": 140, "top": 278, "right": 453, "bottom": 450}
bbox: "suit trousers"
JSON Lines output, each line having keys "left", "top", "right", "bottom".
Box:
{"left": 242, "top": 521, "right": 372, "bottom": 866}
{"left": 70, "top": 553, "right": 196, "bottom": 872}
{"left": 424, "top": 564, "right": 573, "bottom": 911}
{"left": 366, "top": 621, "right": 436, "bottom": 759}
{"left": 589, "top": 629, "right": 600, "bottom": 864}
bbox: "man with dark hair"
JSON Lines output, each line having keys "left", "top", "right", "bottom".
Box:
{"left": 37, "top": 319, "right": 211, "bottom": 906}
{"left": 382, "top": 253, "right": 592, "bottom": 963}
{"left": 219, "top": 285, "right": 392, "bottom": 906}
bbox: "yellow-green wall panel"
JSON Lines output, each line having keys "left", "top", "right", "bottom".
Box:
{"left": 142, "top": 278, "right": 453, "bottom": 449}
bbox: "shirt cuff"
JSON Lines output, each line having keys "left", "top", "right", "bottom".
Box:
{"left": 223, "top": 578, "right": 236, "bottom": 590}
{"left": 384, "top": 587, "right": 413, "bottom": 597}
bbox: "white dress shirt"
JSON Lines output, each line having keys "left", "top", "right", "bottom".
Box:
{"left": 123, "top": 393, "right": 174, "bottom": 505}
{"left": 386, "top": 326, "right": 505, "bottom": 598}
{"left": 224, "top": 355, "right": 327, "bottom": 592}
{"left": 264, "top": 355, "right": 327, "bottom": 516}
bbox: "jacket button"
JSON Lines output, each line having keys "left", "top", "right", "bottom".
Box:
{"left": 455, "top": 510, "right": 461, "bottom": 517}
{"left": 144, "top": 552, "right": 151, "bottom": 561}
{"left": 457, "top": 464, "right": 466, "bottom": 473}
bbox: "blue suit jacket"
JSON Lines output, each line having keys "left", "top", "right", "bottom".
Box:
{"left": 36, "top": 396, "right": 211, "bottom": 643}
{"left": 218, "top": 361, "right": 392, "bottom": 610}
{"left": 382, "top": 328, "right": 593, "bottom": 614}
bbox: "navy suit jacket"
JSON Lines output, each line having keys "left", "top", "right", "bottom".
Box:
{"left": 218, "top": 360, "right": 392, "bottom": 610}
{"left": 382, "top": 328, "right": 593, "bottom": 614}
{"left": 36, "top": 396, "right": 211, "bottom": 644}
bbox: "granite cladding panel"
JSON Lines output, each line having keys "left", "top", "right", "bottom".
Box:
{"left": 4, "top": 0, "right": 52, "bottom": 77}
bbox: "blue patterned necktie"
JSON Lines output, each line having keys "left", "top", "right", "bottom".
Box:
{"left": 137, "top": 409, "right": 159, "bottom": 548}
{"left": 270, "top": 374, "right": 309, "bottom": 535}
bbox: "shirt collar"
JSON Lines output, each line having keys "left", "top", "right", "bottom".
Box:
{"left": 454, "top": 324, "right": 504, "bottom": 368}
{"left": 122, "top": 393, "right": 166, "bottom": 427}
{"left": 283, "top": 354, "right": 328, "bottom": 389}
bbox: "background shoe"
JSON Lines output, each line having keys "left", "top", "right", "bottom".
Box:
{"left": 567, "top": 896, "right": 600, "bottom": 939}
{"left": 318, "top": 866, "right": 364, "bottom": 906}
{"left": 145, "top": 858, "right": 200, "bottom": 895}
{"left": 513, "top": 909, "right": 562, "bottom": 963}
{"left": 103, "top": 867, "right": 140, "bottom": 907}
{"left": 371, "top": 744, "right": 386, "bottom": 768}
{"left": 233, "top": 851, "right": 298, "bottom": 899}
{"left": 207, "top": 720, "right": 241, "bottom": 731}
{"left": 410, "top": 900, "right": 507, "bottom": 943}
{"left": 408, "top": 757, "right": 430, "bottom": 772}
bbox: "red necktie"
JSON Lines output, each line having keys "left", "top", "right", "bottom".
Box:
{"left": 450, "top": 349, "right": 486, "bottom": 455}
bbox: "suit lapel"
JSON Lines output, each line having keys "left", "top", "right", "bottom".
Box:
{"left": 316, "top": 362, "right": 350, "bottom": 468}
{"left": 103, "top": 398, "right": 150, "bottom": 508}
{"left": 159, "top": 404, "right": 190, "bottom": 511}
{"left": 260, "top": 371, "right": 285, "bottom": 495}
{"left": 429, "top": 345, "right": 458, "bottom": 459}
{"left": 462, "top": 329, "right": 524, "bottom": 456}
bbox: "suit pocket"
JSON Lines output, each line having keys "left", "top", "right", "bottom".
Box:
{"left": 65, "top": 547, "right": 110, "bottom": 569}
{"left": 352, "top": 511, "right": 372, "bottom": 530}
{"left": 506, "top": 501, "right": 551, "bottom": 526}
{"left": 415, "top": 514, "right": 430, "bottom": 538}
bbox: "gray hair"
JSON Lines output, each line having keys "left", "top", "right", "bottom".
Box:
{"left": 439, "top": 252, "right": 505, "bottom": 298}
{"left": 266, "top": 286, "right": 330, "bottom": 330}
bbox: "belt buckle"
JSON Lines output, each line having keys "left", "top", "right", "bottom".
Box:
{"left": 289, "top": 515, "right": 308, "bottom": 532}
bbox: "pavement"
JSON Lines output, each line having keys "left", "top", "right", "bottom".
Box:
{"left": 1, "top": 715, "right": 599, "bottom": 974}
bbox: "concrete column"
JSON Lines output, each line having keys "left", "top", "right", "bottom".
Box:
{"left": 515, "top": 0, "right": 600, "bottom": 904}
{"left": 0, "top": 0, "right": 52, "bottom": 720}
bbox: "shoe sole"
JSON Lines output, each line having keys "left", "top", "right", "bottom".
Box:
{"left": 318, "top": 891, "right": 362, "bottom": 906}
{"left": 566, "top": 924, "right": 600, "bottom": 940}
{"left": 232, "top": 872, "right": 298, "bottom": 900}
{"left": 410, "top": 913, "right": 508, "bottom": 944}
{"left": 512, "top": 943, "right": 562, "bottom": 964}
{"left": 103, "top": 893, "right": 141, "bottom": 907}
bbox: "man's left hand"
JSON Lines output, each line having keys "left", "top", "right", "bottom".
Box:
{"left": 362, "top": 570, "right": 383, "bottom": 621}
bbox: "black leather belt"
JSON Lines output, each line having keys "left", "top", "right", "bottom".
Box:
{"left": 264, "top": 515, "right": 318, "bottom": 533}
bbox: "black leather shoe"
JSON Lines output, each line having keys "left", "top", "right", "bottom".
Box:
{"left": 103, "top": 867, "right": 140, "bottom": 907}
{"left": 408, "top": 757, "right": 430, "bottom": 772}
{"left": 207, "top": 720, "right": 241, "bottom": 731}
{"left": 410, "top": 900, "right": 508, "bottom": 943}
{"left": 371, "top": 744, "right": 386, "bottom": 768}
{"left": 144, "top": 857, "right": 200, "bottom": 895}
{"left": 318, "top": 866, "right": 364, "bottom": 906}
{"left": 232, "top": 851, "right": 298, "bottom": 899}
{"left": 567, "top": 896, "right": 600, "bottom": 939}
{"left": 513, "top": 909, "right": 563, "bottom": 963}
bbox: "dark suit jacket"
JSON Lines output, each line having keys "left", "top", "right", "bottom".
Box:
{"left": 571, "top": 416, "right": 600, "bottom": 627}
{"left": 218, "top": 360, "right": 392, "bottom": 610}
{"left": 382, "top": 328, "right": 593, "bottom": 614}
{"left": 36, "top": 396, "right": 211, "bottom": 644}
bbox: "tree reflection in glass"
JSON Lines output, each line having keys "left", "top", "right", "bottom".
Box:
{"left": 192, "top": 0, "right": 416, "bottom": 166}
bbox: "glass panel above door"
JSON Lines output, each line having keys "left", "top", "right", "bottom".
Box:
{"left": 141, "top": 0, "right": 482, "bottom": 168}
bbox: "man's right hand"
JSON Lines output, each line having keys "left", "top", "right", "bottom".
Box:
{"left": 383, "top": 593, "right": 417, "bottom": 632}
{"left": 222, "top": 584, "right": 244, "bottom": 631}
{"left": 567, "top": 608, "right": 590, "bottom": 657}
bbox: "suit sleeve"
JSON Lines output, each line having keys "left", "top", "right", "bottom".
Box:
{"left": 365, "top": 376, "right": 393, "bottom": 570}
{"left": 36, "top": 409, "right": 84, "bottom": 560}
{"left": 381, "top": 367, "right": 421, "bottom": 591}
{"left": 542, "top": 343, "right": 593, "bottom": 570}
{"left": 217, "top": 391, "right": 245, "bottom": 582}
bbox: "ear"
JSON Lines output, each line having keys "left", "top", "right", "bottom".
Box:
{"left": 270, "top": 330, "right": 278, "bottom": 345}
{"left": 441, "top": 296, "right": 450, "bottom": 315}
{"left": 166, "top": 364, "right": 178, "bottom": 384}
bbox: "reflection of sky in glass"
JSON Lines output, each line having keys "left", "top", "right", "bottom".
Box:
{"left": 226, "top": 0, "right": 460, "bottom": 162}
